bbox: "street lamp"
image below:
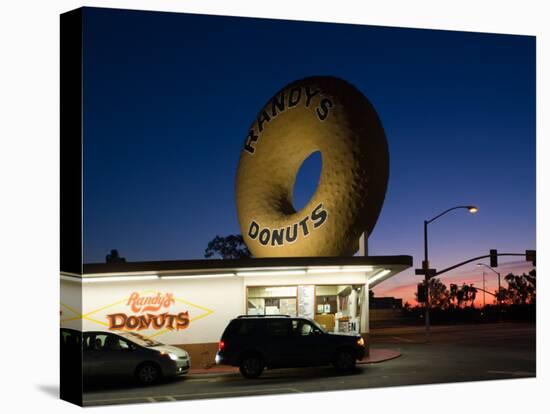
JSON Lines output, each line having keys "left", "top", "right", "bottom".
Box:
{"left": 477, "top": 262, "right": 501, "bottom": 293}
{"left": 423, "top": 205, "right": 477, "bottom": 341}
{"left": 477, "top": 263, "right": 502, "bottom": 321}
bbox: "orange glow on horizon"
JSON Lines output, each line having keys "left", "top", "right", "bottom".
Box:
{"left": 373, "top": 262, "right": 534, "bottom": 309}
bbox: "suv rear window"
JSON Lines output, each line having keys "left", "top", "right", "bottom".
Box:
{"left": 266, "top": 319, "right": 290, "bottom": 337}
{"left": 223, "top": 319, "right": 261, "bottom": 337}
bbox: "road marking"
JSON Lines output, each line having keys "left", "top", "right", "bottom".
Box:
{"left": 170, "top": 387, "right": 303, "bottom": 399}
{"left": 390, "top": 336, "right": 415, "bottom": 343}
{"left": 84, "top": 387, "right": 302, "bottom": 405}
{"left": 187, "top": 377, "right": 224, "bottom": 383}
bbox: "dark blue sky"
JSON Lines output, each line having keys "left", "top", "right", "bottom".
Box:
{"left": 82, "top": 7, "right": 535, "bottom": 293}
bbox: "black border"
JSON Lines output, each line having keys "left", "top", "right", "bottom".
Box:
{"left": 60, "top": 7, "right": 83, "bottom": 406}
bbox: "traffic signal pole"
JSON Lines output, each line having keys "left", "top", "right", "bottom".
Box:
{"left": 434, "top": 252, "right": 526, "bottom": 277}
{"left": 417, "top": 248, "right": 534, "bottom": 342}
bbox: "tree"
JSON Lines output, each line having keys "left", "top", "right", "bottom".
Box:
{"left": 415, "top": 278, "right": 451, "bottom": 309}
{"left": 501, "top": 270, "right": 536, "bottom": 305}
{"left": 106, "top": 249, "right": 126, "bottom": 263}
{"left": 464, "top": 284, "right": 477, "bottom": 307}
{"left": 494, "top": 287, "right": 507, "bottom": 304}
{"left": 204, "top": 234, "right": 251, "bottom": 259}
{"left": 449, "top": 283, "right": 459, "bottom": 308}
{"left": 454, "top": 283, "right": 477, "bottom": 308}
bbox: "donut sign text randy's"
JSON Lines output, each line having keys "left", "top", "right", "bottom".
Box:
{"left": 107, "top": 292, "right": 190, "bottom": 331}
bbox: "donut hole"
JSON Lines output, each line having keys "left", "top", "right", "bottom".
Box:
{"left": 292, "top": 151, "right": 322, "bottom": 212}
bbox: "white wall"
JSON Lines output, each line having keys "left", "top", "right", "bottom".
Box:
{"left": 61, "top": 277, "right": 244, "bottom": 345}
{"left": 60, "top": 271, "right": 371, "bottom": 344}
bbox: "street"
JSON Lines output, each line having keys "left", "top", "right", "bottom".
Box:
{"left": 83, "top": 323, "right": 536, "bottom": 406}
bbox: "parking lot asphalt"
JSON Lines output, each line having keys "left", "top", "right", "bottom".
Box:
{"left": 82, "top": 322, "right": 536, "bottom": 406}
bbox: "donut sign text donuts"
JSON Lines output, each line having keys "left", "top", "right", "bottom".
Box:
{"left": 235, "top": 76, "right": 389, "bottom": 257}
{"left": 247, "top": 202, "right": 328, "bottom": 247}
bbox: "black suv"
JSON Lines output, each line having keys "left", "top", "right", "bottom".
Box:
{"left": 215, "top": 315, "right": 366, "bottom": 378}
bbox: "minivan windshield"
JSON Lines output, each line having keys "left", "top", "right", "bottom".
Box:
{"left": 118, "top": 332, "right": 163, "bottom": 347}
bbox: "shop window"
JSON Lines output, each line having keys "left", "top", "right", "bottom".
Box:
{"left": 314, "top": 285, "right": 362, "bottom": 334}
{"left": 247, "top": 286, "right": 297, "bottom": 316}
{"left": 316, "top": 296, "right": 337, "bottom": 315}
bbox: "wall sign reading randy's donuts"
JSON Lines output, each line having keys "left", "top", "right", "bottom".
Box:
{"left": 107, "top": 292, "right": 190, "bottom": 331}
{"left": 235, "top": 76, "right": 390, "bottom": 257}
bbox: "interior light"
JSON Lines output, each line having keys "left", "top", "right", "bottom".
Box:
{"left": 369, "top": 269, "right": 391, "bottom": 284}
{"left": 306, "top": 267, "right": 342, "bottom": 274}
{"left": 236, "top": 270, "right": 307, "bottom": 277}
{"left": 340, "top": 266, "right": 374, "bottom": 273}
{"left": 264, "top": 286, "right": 295, "bottom": 292}
{"left": 161, "top": 273, "right": 235, "bottom": 279}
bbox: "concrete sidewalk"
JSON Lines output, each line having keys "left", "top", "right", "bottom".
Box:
{"left": 188, "top": 348, "right": 401, "bottom": 375}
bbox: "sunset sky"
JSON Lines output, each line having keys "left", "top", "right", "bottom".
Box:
{"left": 82, "top": 8, "right": 536, "bottom": 306}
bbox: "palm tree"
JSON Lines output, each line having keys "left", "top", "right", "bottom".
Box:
{"left": 502, "top": 270, "right": 536, "bottom": 305}
{"left": 449, "top": 284, "right": 459, "bottom": 308}
{"left": 468, "top": 285, "right": 477, "bottom": 307}
{"left": 454, "top": 283, "right": 477, "bottom": 308}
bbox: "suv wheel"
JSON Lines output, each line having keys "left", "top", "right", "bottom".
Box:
{"left": 136, "top": 362, "right": 161, "bottom": 385}
{"left": 334, "top": 350, "right": 356, "bottom": 371}
{"left": 239, "top": 355, "right": 264, "bottom": 379}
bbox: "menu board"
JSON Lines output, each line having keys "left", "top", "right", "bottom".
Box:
{"left": 279, "top": 298, "right": 297, "bottom": 316}
{"left": 298, "top": 285, "right": 315, "bottom": 319}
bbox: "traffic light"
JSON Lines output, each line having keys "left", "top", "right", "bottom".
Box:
{"left": 417, "top": 283, "right": 427, "bottom": 303}
{"left": 490, "top": 249, "right": 498, "bottom": 267}
{"left": 526, "top": 250, "right": 536, "bottom": 266}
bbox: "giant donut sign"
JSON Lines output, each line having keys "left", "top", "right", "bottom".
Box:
{"left": 235, "top": 76, "right": 389, "bottom": 257}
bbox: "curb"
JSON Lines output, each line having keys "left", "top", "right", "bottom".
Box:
{"left": 358, "top": 348, "right": 401, "bottom": 364}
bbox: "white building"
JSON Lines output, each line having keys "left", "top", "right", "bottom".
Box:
{"left": 61, "top": 256, "right": 411, "bottom": 365}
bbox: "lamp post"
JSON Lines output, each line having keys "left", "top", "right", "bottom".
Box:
{"left": 477, "top": 263, "right": 502, "bottom": 320}
{"left": 482, "top": 270, "right": 486, "bottom": 308}
{"left": 476, "top": 262, "right": 501, "bottom": 296}
{"left": 423, "top": 205, "right": 477, "bottom": 341}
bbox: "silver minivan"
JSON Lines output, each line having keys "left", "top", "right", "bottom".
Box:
{"left": 80, "top": 330, "right": 191, "bottom": 384}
